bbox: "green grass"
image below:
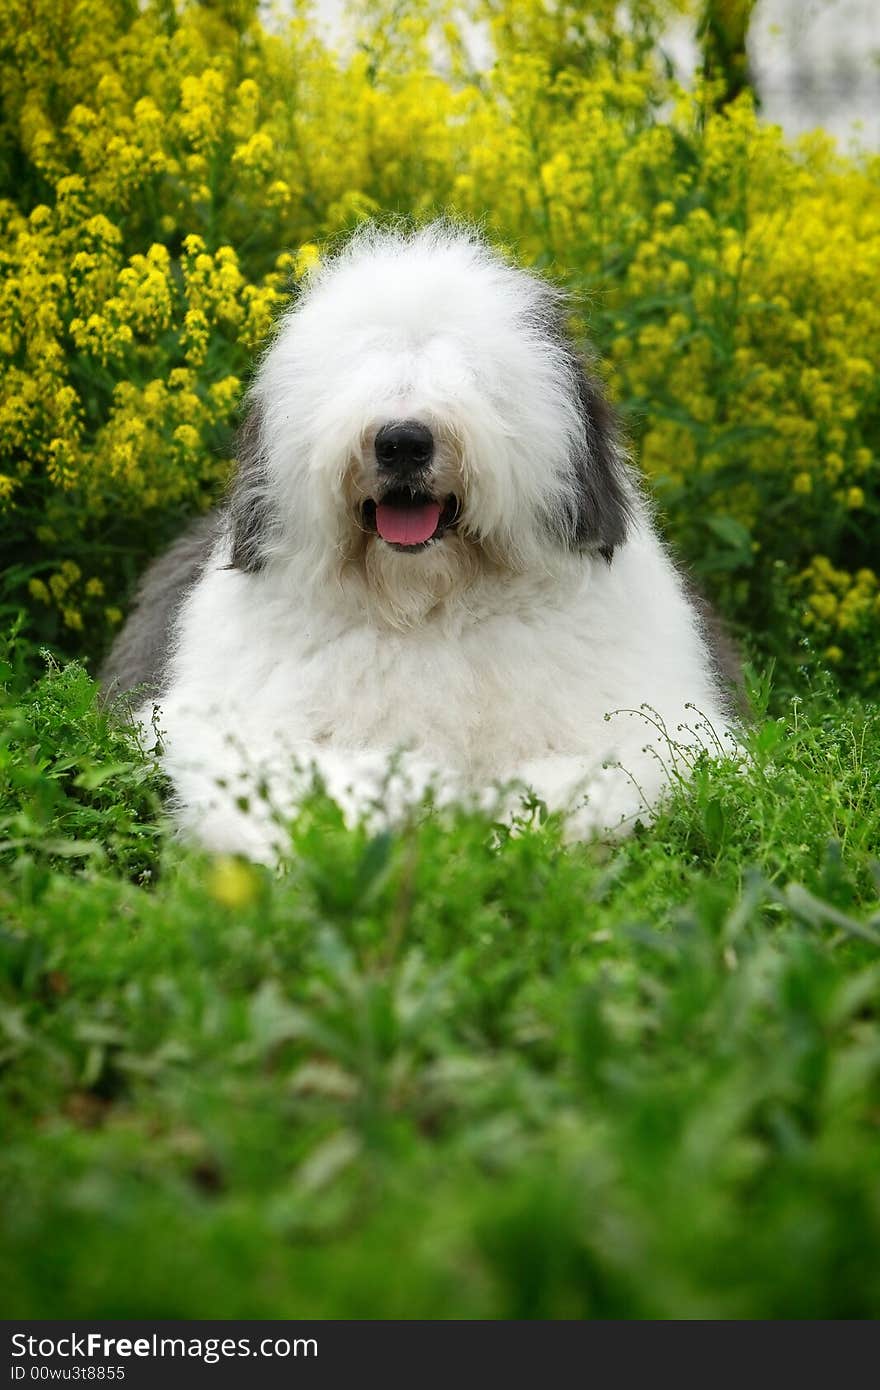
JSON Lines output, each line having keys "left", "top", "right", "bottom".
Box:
{"left": 1, "top": 642, "right": 879, "bottom": 1318}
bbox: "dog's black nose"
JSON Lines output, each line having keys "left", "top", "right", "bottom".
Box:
{"left": 374, "top": 420, "right": 434, "bottom": 472}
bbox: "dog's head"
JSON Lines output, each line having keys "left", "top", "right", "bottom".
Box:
{"left": 229, "top": 223, "right": 632, "bottom": 624}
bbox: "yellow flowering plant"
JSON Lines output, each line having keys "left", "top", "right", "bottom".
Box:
{"left": 1, "top": 0, "right": 878, "bottom": 688}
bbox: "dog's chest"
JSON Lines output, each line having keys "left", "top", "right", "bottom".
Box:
{"left": 240, "top": 610, "right": 595, "bottom": 772}
{"left": 176, "top": 567, "right": 630, "bottom": 773}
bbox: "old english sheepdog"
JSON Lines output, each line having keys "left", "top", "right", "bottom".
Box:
{"left": 102, "top": 222, "right": 740, "bottom": 860}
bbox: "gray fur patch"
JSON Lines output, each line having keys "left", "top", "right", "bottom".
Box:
{"left": 99, "top": 512, "right": 220, "bottom": 703}
{"left": 564, "top": 364, "right": 632, "bottom": 561}
{"left": 227, "top": 404, "right": 275, "bottom": 573}
{"left": 541, "top": 308, "right": 632, "bottom": 559}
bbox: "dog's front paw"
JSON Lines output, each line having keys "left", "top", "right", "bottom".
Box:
{"left": 175, "top": 801, "right": 284, "bottom": 865}
{"left": 494, "top": 756, "right": 651, "bottom": 842}
{"left": 309, "top": 748, "right": 460, "bottom": 829}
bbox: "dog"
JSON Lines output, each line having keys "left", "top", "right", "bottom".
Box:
{"left": 102, "top": 222, "right": 740, "bottom": 860}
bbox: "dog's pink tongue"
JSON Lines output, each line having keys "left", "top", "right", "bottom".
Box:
{"left": 375, "top": 499, "right": 442, "bottom": 546}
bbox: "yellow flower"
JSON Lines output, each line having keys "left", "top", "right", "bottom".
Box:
{"left": 232, "top": 131, "right": 274, "bottom": 175}
{"left": 182, "top": 307, "right": 209, "bottom": 366}
{"left": 266, "top": 180, "right": 291, "bottom": 208}
{"left": 206, "top": 856, "right": 260, "bottom": 910}
{"left": 294, "top": 244, "right": 321, "bottom": 280}
{"left": 209, "top": 376, "right": 241, "bottom": 413}
{"left": 809, "top": 593, "right": 838, "bottom": 622}
{"left": 823, "top": 453, "right": 845, "bottom": 481}
{"left": 173, "top": 424, "right": 201, "bottom": 453}
{"left": 792, "top": 472, "right": 813, "bottom": 495}
{"left": 846, "top": 487, "right": 865, "bottom": 509}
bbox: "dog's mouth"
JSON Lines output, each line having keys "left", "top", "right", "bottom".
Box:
{"left": 361, "top": 490, "right": 460, "bottom": 551}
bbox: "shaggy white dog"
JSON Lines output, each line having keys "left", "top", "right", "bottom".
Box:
{"left": 103, "top": 223, "right": 739, "bottom": 860}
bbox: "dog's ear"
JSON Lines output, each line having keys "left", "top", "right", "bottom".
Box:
{"left": 227, "top": 403, "right": 274, "bottom": 573}
{"left": 545, "top": 317, "right": 632, "bottom": 560}
{"left": 563, "top": 363, "right": 631, "bottom": 561}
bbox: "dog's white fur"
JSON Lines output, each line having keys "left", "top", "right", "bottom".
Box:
{"left": 132, "top": 224, "right": 736, "bottom": 860}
